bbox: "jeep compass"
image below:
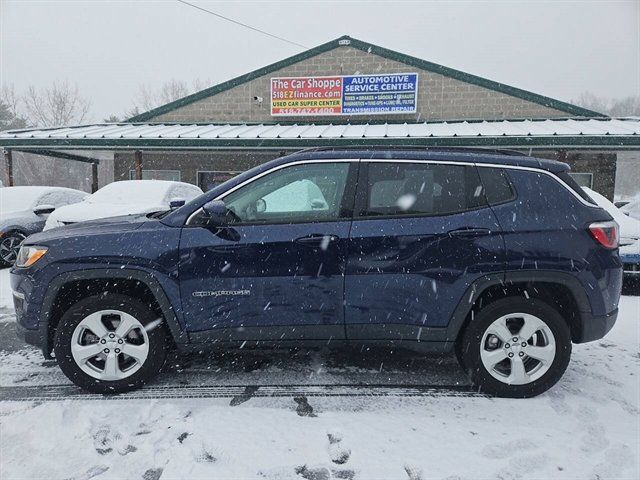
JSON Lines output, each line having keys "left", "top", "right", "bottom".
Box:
{"left": 10, "top": 148, "right": 622, "bottom": 397}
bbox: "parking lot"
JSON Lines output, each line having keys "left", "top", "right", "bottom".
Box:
{"left": 1, "top": 268, "right": 638, "bottom": 480}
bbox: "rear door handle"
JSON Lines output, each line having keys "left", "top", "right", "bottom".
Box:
{"left": 448, "top": 228, "right": 492, "bottom": 237}
{"left": 295, "top": 234, "right": 339, "bottom": 247}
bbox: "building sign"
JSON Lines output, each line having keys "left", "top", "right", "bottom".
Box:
{"left": 270, "top": 73, "right": 418, "bottom": 116}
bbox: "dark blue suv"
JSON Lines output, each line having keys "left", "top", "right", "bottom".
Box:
{"left": 10, "top": 148, "right": 622, "bottom": 397}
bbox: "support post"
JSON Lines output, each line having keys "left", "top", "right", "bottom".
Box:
{"left": 4, "top": 149, "right": 13, "bottom": 187}
{"left": 134, "top": 150, "right": 143, "bottom": 180}
{"left": 91, "top": 162, "right": 99, "bottom": 193}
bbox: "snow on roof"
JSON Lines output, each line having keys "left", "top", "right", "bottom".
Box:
{"left": 0, "top": 118, "right": 638, "bottom": 150}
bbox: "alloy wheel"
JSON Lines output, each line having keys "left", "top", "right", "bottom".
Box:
{"left": 480, "top": 312, "right": 556, "bottom": 385}
{"left": 70, "top": 309, "right": 150, "bottom": 381}
{"left": 0, "top": 233, "right": 26, "bottom": 264}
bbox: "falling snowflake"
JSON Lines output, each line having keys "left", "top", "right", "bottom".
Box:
{"left": 396, "top": 194, "right": 417, "bottom": 211}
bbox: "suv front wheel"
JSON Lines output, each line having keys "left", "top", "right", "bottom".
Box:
{"left": 54, "top": 294, "right": 167, "bottom": 394}
{"left": 458, "top": 297, "right": 572, "bottom": 398}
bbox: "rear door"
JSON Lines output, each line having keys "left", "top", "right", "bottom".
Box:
{"left": 345, "top": 160, "right": 504, "bottom": 342}
{"left": 179, "top": 160, "right": 357, "bottom": 343}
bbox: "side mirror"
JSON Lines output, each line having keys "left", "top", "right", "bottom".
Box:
{"left": 34, "top": 204, "right": 55, "bottom": 216}
{"left": 169, "top": 198, "right": 186, "bottom": 209}
{"left": 201, "top": 199, "right": 228, "bottom": 226}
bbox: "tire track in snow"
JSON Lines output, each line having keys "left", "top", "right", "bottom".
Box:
{"left": 0, "top": 383, "right": 487, "bottom": 401}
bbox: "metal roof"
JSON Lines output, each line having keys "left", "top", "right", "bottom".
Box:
{"left": 1, "top": 118, "right": 639, "bottom": 150}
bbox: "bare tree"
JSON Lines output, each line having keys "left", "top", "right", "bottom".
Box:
{"left": 573, "top": 91, "right": 640, "bottom": 116}
{"left": 127, "top": 79, "right": 211, "bottom": 117}
{"left": 609, "top": 96, "right": 640, "bottom": 116}
{"left": 0, "top": 85, "right": 28, "bottom": 130}
{"left": 103, "top": 114, "right": 121, "bottom": 123}
{"left": 22, "top": 81, "right": 90, "bottom": 127}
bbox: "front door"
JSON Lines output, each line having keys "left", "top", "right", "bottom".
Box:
{"left": 179, "top": 160, "right": 357, "bottom": 343}
{"left": 345, "top": 160, "right": 504, "bottom": 342}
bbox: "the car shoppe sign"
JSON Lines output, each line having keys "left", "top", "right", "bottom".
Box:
{"left": 270, "top": 73, "right": 418, "bottom": 116}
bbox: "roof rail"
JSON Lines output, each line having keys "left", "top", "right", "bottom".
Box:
{"left": 294, "top": 145, "right": 529, "bottom": 157}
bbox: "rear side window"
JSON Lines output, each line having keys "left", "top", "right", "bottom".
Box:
{"left": 477, "top": 167, "right": 516, "bottom": 205}
{"left": 556, "top": 171, "right": 597, "bottom": 205}
{"left": 356, "top": 162, "right": 486, "bottom": 217}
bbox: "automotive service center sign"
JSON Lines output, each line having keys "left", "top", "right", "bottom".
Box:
{"left": 270, "top": 73, "right": 418, "bottom": 116}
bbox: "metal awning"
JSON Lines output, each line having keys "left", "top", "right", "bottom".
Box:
{"left": 1, "top": 118, "right": 639, "bottom": 150}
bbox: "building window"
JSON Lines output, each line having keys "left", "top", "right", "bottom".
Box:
{"left": 568, "top": 172, "right": 593, "bottom": 188}
{"left": 198, "top": 170, "right": 241, "bottom": 191}
{"left": 129, "top": 170, "right": 181, "bottom": 181}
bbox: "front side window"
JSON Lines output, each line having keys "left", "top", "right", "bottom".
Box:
{"left": 222, "top": 162, "right": 351, "bottom": 224}
{"left": 356, "top": 162, "right": 486, "bottom": 217}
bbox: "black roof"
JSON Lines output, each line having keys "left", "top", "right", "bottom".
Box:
{"left": 282, "top": 147, "right": 569, "bottom": 173}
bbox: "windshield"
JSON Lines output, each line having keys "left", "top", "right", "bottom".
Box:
{"left": 86, "top": 181, "right": 171, "bottom": 205}
{"left": 0, "top": 188, "right": 43, "bottom": 213}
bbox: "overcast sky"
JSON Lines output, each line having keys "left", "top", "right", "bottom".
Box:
{"left": 1, "top": 0, "right": 638, "bottom": 121}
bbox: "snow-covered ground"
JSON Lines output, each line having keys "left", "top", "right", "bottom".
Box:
{"left": 0, "top": 267, "right": 638, "bottom": 480}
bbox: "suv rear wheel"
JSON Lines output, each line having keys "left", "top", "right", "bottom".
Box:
{"left": 54, "top": 294, "right": 167, "bottom": 394}
{"left": 458, "top": 297, "right": 571, "bottom": 398}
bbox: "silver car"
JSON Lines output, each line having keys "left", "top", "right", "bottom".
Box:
{"left": 0, "top": 186, "right": 88, "bottom": 266}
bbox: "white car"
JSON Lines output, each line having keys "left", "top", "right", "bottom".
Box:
{"left": 44, "top": 180, "right": 203, "bottom": 230}
{"left": 583, "top": 187, "right": 640, "bottom": 247}
{"left": 0, "top": 186, "right": 88, "bottom": 266}
{"left": 620, "top": 193, "right": 640, "bottom": 220}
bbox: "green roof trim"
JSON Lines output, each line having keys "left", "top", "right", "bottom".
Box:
{"left": 128, "top": 35, "right": 606, "bottom": 122}
{"left": 3, "top": 136, "right": 637, "bottom": 150}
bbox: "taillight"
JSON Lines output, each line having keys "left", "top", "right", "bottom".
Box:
{"left": 588, "top": 221, "right": 619, "bottom": 249}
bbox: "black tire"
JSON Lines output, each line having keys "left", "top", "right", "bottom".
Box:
{"left": 0, "top": 231, "right": 26, "bottom": 267}
{"left": 53, "top": 294, "right": 167, "bottom": 394}
{"left": 457, "top": 297, "right": 572, "bottom": 398}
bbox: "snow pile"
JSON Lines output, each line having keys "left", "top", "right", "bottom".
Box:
{"left": 621, "top": 193, "right": 640, "bottom": 220}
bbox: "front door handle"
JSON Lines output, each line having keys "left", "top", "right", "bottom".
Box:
{"left": 295, "top": 234, "right": 339, "bottom": 247}
{"left": 448, "top": 227, "right": 492, "bottom": 237}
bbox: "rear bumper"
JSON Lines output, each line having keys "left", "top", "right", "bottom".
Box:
{"left": 574, "top": 308, "right": 618, "bottom": 344}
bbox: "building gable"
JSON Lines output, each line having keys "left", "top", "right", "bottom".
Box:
{"left": 130, "top": 35, "right": 604, "bottom": 123}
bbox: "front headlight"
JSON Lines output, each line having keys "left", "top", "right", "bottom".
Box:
{"left": 15, "top": 245, "right": 48, "bottom": 268}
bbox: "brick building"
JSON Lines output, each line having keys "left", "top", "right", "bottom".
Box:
{"left": 2, "top": 36, "right": 638, "bottom": 198}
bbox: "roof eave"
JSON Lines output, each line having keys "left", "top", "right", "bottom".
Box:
{"left": 2, "top": 135, "right": 637, "bottom": 150}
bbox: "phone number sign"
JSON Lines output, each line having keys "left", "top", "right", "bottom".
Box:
{"left": 270, "top": 73, "right": 418, "bottom": 116}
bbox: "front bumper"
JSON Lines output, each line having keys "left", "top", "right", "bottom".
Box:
{"left": 15, "top": 321, "right": 51, "bottom": 357}
{"left": 574, "top": 308, "right": 618, "bottom": 343}
{"left": 11, "top": 268, "right": 52, "bottom": 357}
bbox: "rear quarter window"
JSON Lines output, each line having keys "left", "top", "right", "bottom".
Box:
{"left": 477, "top": 167, "right": 516, "bottom": 205}
{"left": 556, "top": 171, "right": 597, "bottom": 205}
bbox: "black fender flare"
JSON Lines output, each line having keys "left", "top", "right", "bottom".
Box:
{"left": 443, "top": 270, "right": 591, "bottom": 343}
{"left": 41, "top": 268, "right": 188, "bottom": 351}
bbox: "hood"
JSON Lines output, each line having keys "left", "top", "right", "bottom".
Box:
{"left": 48, "top": 202, "right": 165, "bottom": 224}
{"left": 27, "top": 213, "right": 150, "bottom": 243}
